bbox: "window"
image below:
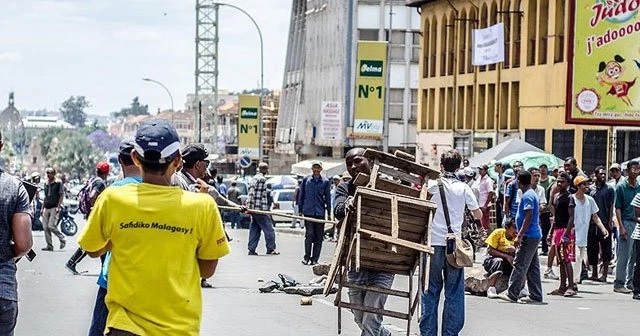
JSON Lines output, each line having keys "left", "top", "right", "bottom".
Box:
{"left": 410, "top": 89, "right": 418, "bottom": 121}
{"left": 412, "top": 31, "right": 420, "bottom": 63}
{"left": 552, "top": 129, "right": 574, "bottom": 160}
{"left": 454, "top": 136, "right": 471, "bottom": 157}
{"left": 387, "top": 30, "right": 405, "bottom": 61}
{"left": 525, "top": 129, "right": 545, "bottom": 150}
{"left": 389, "top": 88, "right": 404, "bottom": 120}
{"left": 582, "top": 130, "right": 608, "bottom": 174}
{"left": 359, "top": 29, "right": 378, "bottom": 41}
{"left": 616, "top": 130, "right": 640, "bottom": 162}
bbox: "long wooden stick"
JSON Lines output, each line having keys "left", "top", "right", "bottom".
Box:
{"left": 217, "top": 206, "right": 337, "bottom": 224}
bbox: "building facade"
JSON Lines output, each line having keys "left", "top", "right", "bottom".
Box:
{"left": 408, "top": 0, "right": 640, "bottom": 172}
{"left": 273, "top": 0, "right": 420, "bottom": 174}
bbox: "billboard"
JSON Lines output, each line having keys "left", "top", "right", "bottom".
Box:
{"left": 238, "top": 95, "right": 260, "bottom": 159}
{"left": 320, "top": 101, "right": 343, "bottom": 141}
{"left": 353, "top": 41, "right": 387, "bottom": 138}
{"left": 566, "top": 0, "right": 640, "bottom": 126}
{"left": 472, "top": 23, "right": 505, "bottom": 66}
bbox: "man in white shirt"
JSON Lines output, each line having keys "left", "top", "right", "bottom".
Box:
{"left": 477, "top": 165, "right": 495, "bottom": 231}
{"left": 420, "top": 149, "right": 482, "bottom": 336}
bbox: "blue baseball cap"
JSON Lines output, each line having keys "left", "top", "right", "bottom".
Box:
{"left": 503, "top": 168, "right": 515, "bottom": 178}
{"left": 134, "top": 119, "right": 181, "bottom": 164}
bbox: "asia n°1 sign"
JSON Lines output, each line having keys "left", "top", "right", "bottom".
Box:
{"left": 238, "top": 95, "right": 260, "bottom": 159}
{"left": 566, "top": 0, "right": 640, "bottom": 126}
{"left": 353, "top": 41, "right": 387, "bottom": 138}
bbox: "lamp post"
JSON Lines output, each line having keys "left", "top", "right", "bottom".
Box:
{"left": 142, "top": 78, "right": 175, "bottom": 112}
{"left": 213, "top": 2, "right": 265, "bottom": 161}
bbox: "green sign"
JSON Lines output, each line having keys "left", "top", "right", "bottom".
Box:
{"left": 359, "top": 60, "right": 384, "bottom": 77}
{"left": 240, "top": 108, "right": 258, "bottom": 119}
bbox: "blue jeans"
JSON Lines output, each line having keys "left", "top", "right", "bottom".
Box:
{"left": 420, "top": 246, "right": 465, "bottom": 336}
{"left": 248, "top": 214, "right": 276, "bottom": 253}
{"left": 507, "top": 237, "right": 543, "bottom": 302}
{"left": 230, "top": 212, "right": 241, "bottom": 229}
{"left": 347, "top": 270, "right": 395, "bottom": 336}
{"left": 615, "top": 220, "right": 637, "bottom": 289}
{"left": 0, "top": 299, "right": 17, "bottom": 336}
{"left": 88, "top": 286, "right": 108, "bottom": 336}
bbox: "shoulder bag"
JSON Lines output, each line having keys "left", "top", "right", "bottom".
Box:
{"left": 437, "top": 178, "right": 474, "bottom": 268}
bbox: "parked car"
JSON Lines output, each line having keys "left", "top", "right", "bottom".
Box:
{"left": 270, "top": 189, "right": 296, "bottom": 223}
{"left": 221, "top": 179, "right": 251, "bottom": 228}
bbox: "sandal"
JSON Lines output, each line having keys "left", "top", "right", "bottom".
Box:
{"left": 548, "top": 288, "right": 566, "bottom": 296}
{"left": 564, "top": 289, "right": 577, "bottom": 297}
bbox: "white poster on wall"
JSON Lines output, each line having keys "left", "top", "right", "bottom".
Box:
{"left": 472, "top": 23, "right": 505, "bottom": 66}
{"left": 320, "top": 101, "right": 343, "bottom": 141}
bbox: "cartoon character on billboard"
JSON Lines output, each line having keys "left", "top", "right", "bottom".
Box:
{"left": 596, "top": 55, "right": 636, "bottom": 107}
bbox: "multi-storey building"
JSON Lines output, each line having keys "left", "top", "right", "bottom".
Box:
{"left": 273, "top": 0, "right": 421, "bottom": 174}
{"left": 408, "top": 0, "right": 640, "bottom": 172}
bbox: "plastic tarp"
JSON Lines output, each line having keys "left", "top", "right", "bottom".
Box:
{"left": 291, "top": 158, "right": 346, "bottom": 179}
{"left": 486, "top": 151, "right": 564, "bottom": 179}
{"left": 468, "top": 139, "right": 545, "bottom": 168}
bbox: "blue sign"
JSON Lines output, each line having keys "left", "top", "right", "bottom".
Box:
{"left": 239, "top": 156, "right": 252, "bottom": 168}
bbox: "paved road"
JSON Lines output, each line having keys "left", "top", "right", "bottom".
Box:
{"left": 14, "top": 216, "right": 640, "bottom": 335}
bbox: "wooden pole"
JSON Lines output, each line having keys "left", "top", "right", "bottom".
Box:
{"left": 217, "top": 206, "right": 337, "bottom": 225}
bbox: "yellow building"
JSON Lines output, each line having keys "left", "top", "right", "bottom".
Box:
{"left": 407, "top": 0, "right": 640, "bottom": 172}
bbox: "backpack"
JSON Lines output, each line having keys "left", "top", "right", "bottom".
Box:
{"left": 78, "top": 178, "right": 95, "bottom": 215}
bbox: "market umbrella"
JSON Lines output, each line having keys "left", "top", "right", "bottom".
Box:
{"left": 486, "top": 151, "right": 564, "bottom": 179}
{"left": 468, "top": 139, "right": 545, "bottom": 168}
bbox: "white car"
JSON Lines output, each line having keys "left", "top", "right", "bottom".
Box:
{"left": 270, "top": 189, "right": 296, "bottom": 223}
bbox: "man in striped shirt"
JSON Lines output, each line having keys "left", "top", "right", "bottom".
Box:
{"left": 247, "top": 162, "right": 279, "bottom": 256}
{"left": 630, "top": 193, "right": 640, "bottom": 300}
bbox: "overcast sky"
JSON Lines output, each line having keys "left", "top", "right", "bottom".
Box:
{"left": 0, "top": 0, "right": 291, "bottom": 115}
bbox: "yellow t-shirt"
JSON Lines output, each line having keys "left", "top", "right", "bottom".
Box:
{"left": 484, "top": 228, "right": 513, "bottom": 253}
{"left": 78, "top": 183, "right": 230, "bottom": 336}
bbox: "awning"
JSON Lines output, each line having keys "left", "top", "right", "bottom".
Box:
{"left": 291, "top": 158, "right": 346, "bottom": 179}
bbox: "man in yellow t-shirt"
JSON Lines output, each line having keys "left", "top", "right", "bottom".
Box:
{"left": 483, "top": 220, "right": 517, "bottom": 298}
{"left": 78, "top": 119, "right": 230, "bottom": 336}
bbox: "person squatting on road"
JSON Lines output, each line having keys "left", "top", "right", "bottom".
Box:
{"left": 87, "top": 138, "right": 142, "bottom": 336}
{"left": 65, "top": 161, "right": 110, "bottom": 275}
{"left": 333, "top": 147, "right": 395, "bottom": 336}
{"left": 298, "top": 161, "right": 332, "bottom": 266}
{"left": 0, "top": 130, "right": 34, "bottom": 336}
{"left": 421, "top": 149, "right": 482, "bottom": 336}
{"left": 78, "top": 119, "right": 229, "bottom": 336}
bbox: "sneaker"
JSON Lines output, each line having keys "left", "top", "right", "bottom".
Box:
{"left": 519, "top": 287, "right": 530, "bottom": 298}
{"left": 544, "top": 269, "right": 559, "bottom": 280}
{"left": 498, "top": 292, "right": 516, "bottom": 303}
{"left": 487, "top": 287, "right": 498, "bottom": 299}
{"left": 301, "top": 259, "right": 310, "bottom": 265}
{"left": 41, "top": 246, "right": 53, "bottom": 251}
{"left": 59, "top": 241, "right": 66, "bottom": 250}
{"left": 65, "top": 262, "right": 80, "bottom": 275}
{"left": 309, "top": 261, "right": 318, "bottom": 266}
{"left": 200, "top": 279, "right": 213, "bottom": 288}
{"left": 633, "top": 293, "right": 640, "bottom": 300}
{"left": 248, "top": 250, "right": 258, "bottom": 256}
{"left": 614, "top": 287, "right": 633, "bottom": 294}
{"left": 266, "top": 250, "right": 280, "bottom": 255}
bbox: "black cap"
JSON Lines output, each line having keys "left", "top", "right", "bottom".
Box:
{"left": 119, "top": 137, "right": 136, "bottom": 155}
{"left": 134, "top": 119, "right": 181, "bottom": 164}
{"left": 181, "top": 143, "right": 213, "bottom": 164}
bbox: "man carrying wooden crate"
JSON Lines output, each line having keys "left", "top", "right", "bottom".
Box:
{"left": 334, "top": 148, "right": 394, "bottom": 336}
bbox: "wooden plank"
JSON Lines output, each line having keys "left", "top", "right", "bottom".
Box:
{"left": 323, "top": 214, "right": 349, "bottom": 296}
{"left": 360, "top": 207, "right": 429, "bottom": 231}
{"left": 337, "top": 302, "right": 409, "bottom": 321}
{"left": 361, "top": 240, "right": 417, "bottom": 257}
{"left": 360, "top": 223, "right": 424, "bottom": 242}
{"left": 391, "top": 195, "right": 398, "bottom": 253}
{"left": 363, "top": 149, "right": 440, "bottom": 179}
{"left": 373, "top": 179, "right": 421, "bottom": 198}
{"left": 377, "top": 164, "right": 423, "bottom": 186}
{"left": 394, "top": 150, "right": 416, "bottom": 162}
{"left": 361, "top": 199, "right": 433, "bottom": 218}
{"left": 358, "top": 246, "right": 416, "bottom": 264}
{"left": 356, "top": 197, "right": 362, "bottom": 272}
{"left": 359, "top": 228, "right": 434, "bottom": 254}
{"left": 356, "top": 188, "right": 436, "bottom": 209}
{"left": 357, "top": 259, "right": 412, "bottom": 275}
{"left": 369, "top": 164, "right": 380, "bottom": 189}
{"left": 353, "top": 173, "right": 370, "bottom": 186}
{"left": 342, "top": 282, "right": 410, "bottom": 298}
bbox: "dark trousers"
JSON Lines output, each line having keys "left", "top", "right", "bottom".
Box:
{"left": 634, "top": 240, "right": 640, "bottom": 294}
{"left": 0, "top": 299, "right": 17, "bottom": 336}
{"left": 507, "top": 237, "right": 543, "bottom": 302}
{"left": 248, "top": 214, "right": 276, "bottom": 253}
{"left": 495, "top": 196, "right": 503, "bottom": 229}
{"left": 88, "top": 286, "right": 108, "bottom": 336}
{"left": 540, "top": 212, "right": 552, "bottom": 254}
{"left": 587, "top": 223, "right": 613, "bottom": 265}
{"left": 304, "top": 216, "right": 325, "bottom": 263}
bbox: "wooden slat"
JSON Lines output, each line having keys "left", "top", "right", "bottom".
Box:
{"left": 361, "top": 209, "right": 429, "bottom": 232}
{"left": 391, "top": 195, "right": 398, "bottom": 254}
{"left": 361, "top": 240, "right": 417, "bottom": 257}
{"left": 358, "top": 246, "right": 416, "bottom": 264}
{"left": 361, "top": 199, "right": 432, "bottom": 218}
{"left": 357, "top": 259, "right": 412, "bottom": 274}
{"left": 373, "top": 179, "right": 421, "bottom": 198}
{"left": 359, "top": 228, "right": 434, "bottom": 254}
{"left": 393, "top": 150, "right": 416, "bottom": 162}
{"left": 356, "top": 196, "right": 362, "bottom": 271}
{"left": 377, "top": 164, "right": 423, "bottom": 186}
{"left": 363, "top": 149, "right": 440, "bottom": 179}
{"left": 356, "top": 187, "right": 436, "bottom": 209}
{"left": 323, "top": 214, "right": 349, "bottom": 296}
{"left": 338, "top": 302, "right": 409, "bottom": 320}
{"left": 353, "top": 173, "right": 370, "bottom": 186}
{"left": 360, "top": 223, "right": 424, "bottom": 242}
{"left": 342, "top": 282, "right": 410, "bottom": 298}
{"left": 369, "top": 164, "right": 380, "bottom": 189}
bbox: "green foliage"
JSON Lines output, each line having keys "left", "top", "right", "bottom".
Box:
{"left": 46, "top": 131, "right": 103, "bottom": 179}
{"left": 112, "top": 97, "right": 149, "bottom": 118}
{"left": 60, "top": 96, "right": 90, "bottom": 127}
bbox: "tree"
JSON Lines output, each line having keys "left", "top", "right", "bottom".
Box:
{"left": 87, "top": 129, "right": 120, "bottom": 153}
{"left": 112, "top": 97, "right": 149, "bottom": 118}
{"left": 60, "top": 96, "right": 90, "bottom": 127}
{"left": 47, "top": 131, "right": 103, "bottom": 179}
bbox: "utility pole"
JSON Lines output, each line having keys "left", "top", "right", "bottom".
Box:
{"left": 195, "top": 0, "right": 219, "bottom": 144}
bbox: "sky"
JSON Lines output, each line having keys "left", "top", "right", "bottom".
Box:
{"left": 0, "top": 0, "right": 292, "bottom": 115}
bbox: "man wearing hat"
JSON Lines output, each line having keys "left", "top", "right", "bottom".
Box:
{"left": 298, "top": 161, "right": 331, "bottom": 265}
{"left": 175, "top": 143, "right": 239, "bottom": 288}
{"left": 609, "top": 163, "right": 624, "bottom": 186}
{"left": 65, "top": 161, "right": 110, "bottom": 274}
{"left": 247, "top": 162, "right": 279, "bottom": 255}
{"left": 78, "top": 119, "right": 229, "bottom": 335}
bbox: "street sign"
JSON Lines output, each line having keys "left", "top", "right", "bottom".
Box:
{"left": 239, "top": 156, "right": 252, "bottom": 169}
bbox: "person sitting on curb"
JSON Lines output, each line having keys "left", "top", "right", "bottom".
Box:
{"left": 484, "top": 220, "right": 517, "bottom": 298}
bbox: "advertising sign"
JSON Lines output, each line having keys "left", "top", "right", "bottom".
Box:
{"left": 566, "top": 0, "right": 640, "bottom": 126}
{"left": 472, "top": 23, "right": 505, "bottom": 66}
{"left": 238, "top": 95, "right": 260, "bottom": 159}
{"left": 320, "top": 101, "right": 343, "bottom": 141}
{"left": 353, "top": 41, "right": 387, "bottom": 138}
